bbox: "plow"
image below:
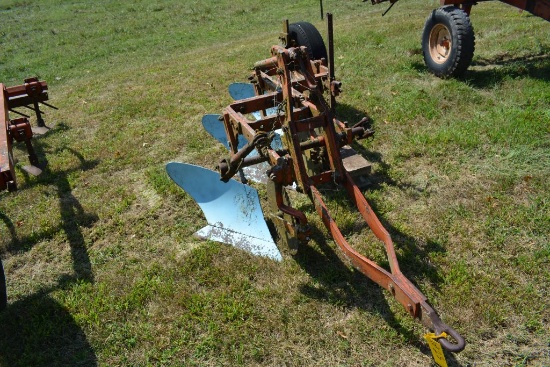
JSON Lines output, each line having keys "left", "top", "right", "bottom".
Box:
{"left": 167, "top": 16, "right": 465, "bottom": 358}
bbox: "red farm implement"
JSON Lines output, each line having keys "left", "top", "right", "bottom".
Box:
{"left": 370, "top": 0, "right": 550, "bottom": 77}
{"left": 0, "top": 77, "right": 55, "bottom": 191}
{"left": 0, "top": 77, "right": 55, "bottom": 310}
{"left": 167, "top": 16, "right": 466, "bottom": 360}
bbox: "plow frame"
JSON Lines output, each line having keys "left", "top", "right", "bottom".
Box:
{"left": 0, "top": 85, "right": 16, "bottom": 191}
{"left": 212, "top": 15, "right": 465, "bottom": 353}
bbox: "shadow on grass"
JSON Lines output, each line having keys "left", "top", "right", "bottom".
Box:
{"left": 0, "top": 291, "right": 98, "bottom": 367}
{"left": 466, "top": 52, "right": 550, "bottom": 88}
{"left": 0, "top": 122, "right": 99, "bottom": 366}
{"left": 293, "top": 226, "right": 462, "bottom": 365}
{"left": 349, "top": 143, "right": 448, "bottom": 284}
{"left": 289, "top": 103, "right": 462, "bottom": 365}
{"left": 411, "top": 50, "right": 550, "bottom": 87}
{"left": 334, "top": 105, "right": 447, "bottom": 288}
{"left": 8, "top": 122, "right": 99, "bottom": 281}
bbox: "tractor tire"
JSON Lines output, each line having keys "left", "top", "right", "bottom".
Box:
{"left": 288, "top": 22, "right": 328, "bottom": 62}
{"left": 0, "top": 259, "right": 6, "bottom": 311}
{"left": 421, "top": 6, "right": 475, "bottom": 78}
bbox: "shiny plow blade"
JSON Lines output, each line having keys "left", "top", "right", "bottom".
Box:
{"left": 166, "top": 162, "right": 282, "bottom": 261}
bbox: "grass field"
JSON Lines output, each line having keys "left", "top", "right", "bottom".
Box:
{"left": 0, "top": 0, "right": 549, "bottom": 366}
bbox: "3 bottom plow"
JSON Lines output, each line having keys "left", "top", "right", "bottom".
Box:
{"left": 167, "top": 17, "right": 466, "bottom": 359}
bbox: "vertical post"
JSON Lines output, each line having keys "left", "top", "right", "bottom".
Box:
{"left": 32, "top": 100, "right": 45, "bottom": 127}
{"left": 0, "top": 85, "right": 16, "bottom": 191}
{"left": 327, "top": 13, "right": 336, "bottom": 113}
{"left": 320, "top": 0, "right": 324, "bottom": 20}
{"left": 280, "top": 19, "right": 290, "bottom": 47}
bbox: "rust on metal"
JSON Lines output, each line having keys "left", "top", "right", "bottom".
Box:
{"left": 370, "top": 0, "right": 550, "bottom": 19}
{"left": 205, "top": 15, "right": 465, "bottom": 352}
{"left": 441, "top": 0, "right": 550, "bottom": 19}
{"left": 0, "top": 84, "right": 16, "bottom": 191}
{"left": 0, "top": 78, "right": 55, "bottom": 191}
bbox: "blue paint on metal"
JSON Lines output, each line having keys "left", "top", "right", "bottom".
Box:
{"left": 228, "top": 83, "right": 280, "bottom": 119}
{"left": 202, "top": 114, "right": 250, "bottom": 150}
{"left": 228, "top": 82, "right": 256, "bottom": 100}
{"left": 202, "top": 114, "right": 282, "bottom": 152}
{"left": 166, "top": 162, "right": 282, "bottom": 261}
{"left": 271, "top": 129, "right": 284, "bottom": 151}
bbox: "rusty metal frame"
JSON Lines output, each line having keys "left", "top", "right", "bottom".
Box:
{"left": 0, "top": 85, "right": 16, "bottom": 191}
{"left": 5, "top": 77, "right": 52, "bottom": 128}
{"left": 370, "top": 0, "right": 549, "bottom": 20}
{"left": 440, "top": 0, "right": 550, "bottom": 19}
{"left": 213, "top": 15, "right": 465, "bottom": 352}
{"left": 0, "top": 78, "right": 53, "bottom": 191}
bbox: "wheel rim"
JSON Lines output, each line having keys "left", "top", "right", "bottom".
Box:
{"left": 428, "top": 24, "right": 452, "bottom": 64}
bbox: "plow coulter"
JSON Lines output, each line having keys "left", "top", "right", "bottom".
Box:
{"left": 167, "top": 16, "right": 466, "bottom": 357}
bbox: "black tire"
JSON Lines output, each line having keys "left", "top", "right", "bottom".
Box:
{"left": 0, "top": 259, "right": 6, "bottom": 311}
{"left": 288, "top": 22, "right": 328, "bottom": 61}
{"left": 421, "top": 6, "right": 475, "bottom": 78}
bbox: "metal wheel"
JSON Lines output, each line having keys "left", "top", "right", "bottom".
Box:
{"left": 428, "top": 24, "right": 452, "bottom": 64}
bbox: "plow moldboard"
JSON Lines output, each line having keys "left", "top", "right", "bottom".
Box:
{"left": 166, "top": 162, "right": 282, "bottom": 261}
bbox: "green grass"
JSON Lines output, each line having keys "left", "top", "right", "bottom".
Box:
{"left": 1, "top": 0, "right": 549, "bottom": 366}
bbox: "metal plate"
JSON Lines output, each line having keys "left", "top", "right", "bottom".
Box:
{"left": 228, "top": 82, "right": 256, "bottom": 100}
{"left": 21, "top": 165, "right": 42, "bottom": 176}
{"left": 228, "top": 83, "right": 280, "bottom": 119}
{"left": 201, "top": 114, "right": 246, "bottom": 150}
{"left": 166, "top": 162, "right": 282, "bottom": 261}
{"left": 31, "top": 126, "right": 51, "bottom": 135}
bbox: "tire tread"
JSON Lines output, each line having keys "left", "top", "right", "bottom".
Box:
{"left": 422, "top": 6, "right": 475, "bottom": 78}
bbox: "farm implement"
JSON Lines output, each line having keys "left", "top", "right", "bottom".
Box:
{"left": 369, "top": 0, "right": 549, "bottom": 77}
{"left": 0, "top": 77, "right": 55, "bottom": 191}
{"left": 167, "top": 17, "right": 466, "bottom": 356}
{"left": 0, "top": 77, "right": 55, "bottom": 309}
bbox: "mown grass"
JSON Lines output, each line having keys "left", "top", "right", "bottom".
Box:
{"left": 0, "top": 0, "right": 549, "bottom": 366}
